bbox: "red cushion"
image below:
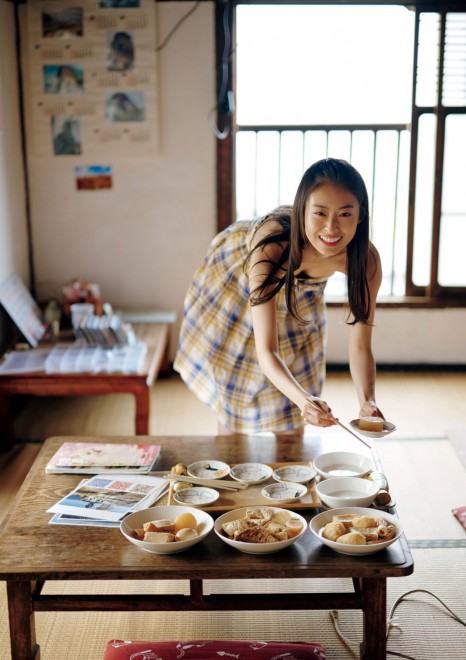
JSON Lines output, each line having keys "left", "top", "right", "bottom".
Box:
{"left": 103, "top": 639, "right": 326, "bottom": 659}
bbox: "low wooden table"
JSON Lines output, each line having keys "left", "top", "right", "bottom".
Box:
{"left": 0, "top": 433, "right": 414, "bottom": 660}
{"left": 0, "top": 324, "right": 170, "bottom": 447}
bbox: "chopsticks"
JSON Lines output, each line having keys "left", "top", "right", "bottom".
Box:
{"left": 165, "top": 473, "right": 248, "bottom": 491}
{"left": 308, "top": 399, "right": 372, "bottom": 449}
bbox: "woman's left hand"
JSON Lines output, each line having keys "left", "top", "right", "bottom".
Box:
{"left": 359, "top": 399, "right": 384, "bottom": 420}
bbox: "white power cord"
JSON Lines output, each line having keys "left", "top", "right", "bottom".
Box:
{"left": 329, "top": 588, "right": 466, "bottom": 660}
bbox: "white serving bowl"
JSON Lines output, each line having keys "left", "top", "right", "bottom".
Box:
{"left": 172, "top": 486, "right": 219, "bottom": 507}
{"left": 214, "top": 506, "right": 307, "bottom": 554}
{"left": 187, "top": 460, "right": 230, "bottom": 479}
{"left": 120, "top": 505, "right": 214, "bottom": 554}
{"left": 316, "top": 477, "right": 379, "bottom": 508}
{"left": 349, "top": 419, "right": 397, "bottom": 438}
{"left": 313, "top": 451, "right": 372, "bottom": 480}
{"left": 272, "top": 464, "right": 316, "bottom": 484}
{"left": 309, "top": 507, "right": 403, "bottom": 556}
{"left": 261, "top": 481, "right": 308, "bottom": 504}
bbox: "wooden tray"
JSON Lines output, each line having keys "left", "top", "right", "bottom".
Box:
{"left": 162, "top": 462, "right": 322, "bottom": 512}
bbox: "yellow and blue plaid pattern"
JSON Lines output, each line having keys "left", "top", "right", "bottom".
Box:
{"left": 174, "top": 220, "right": 327, "bottom": 433}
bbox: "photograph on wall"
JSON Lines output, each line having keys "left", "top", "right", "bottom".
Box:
{"left": 52, "top": 115, "right": 82, "bottom": 155}
{"left": 43, "top": 65, "right": 84, "bottom": 94}
{"left": 42, "top": 6, "right": 84, "bottom": 38}
{"left": 75, "top": 165, "right": 113, "bottom": 190}
{"left": 105, "top": 91, "right": 144, "bottom": 121}
{"left": 107, "top": 31, "right": 135, "bottom": 71}
{"left": 27, "top": 0, "right": 159, "bottom": 156}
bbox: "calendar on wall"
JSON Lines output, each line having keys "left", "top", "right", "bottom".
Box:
{"left": 26, "top": 0, "right": 159, "bottom": 157}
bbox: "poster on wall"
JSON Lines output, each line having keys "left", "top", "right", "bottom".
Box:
{"left": 26, "top": 0, "right": 159, "bottom": 157}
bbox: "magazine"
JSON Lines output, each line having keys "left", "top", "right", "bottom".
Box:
{"left": 48, "top": 512, "right": 121, "bottom": 528}
{"left": 47, "top": 473, "right": 169, "bottom": 522}
{"left": 45, "top": 441, "right": 161, "bottom": 474}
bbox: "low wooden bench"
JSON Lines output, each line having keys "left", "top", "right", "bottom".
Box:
{"left": 0, "top": 323, "right": 170, "bottom": 448}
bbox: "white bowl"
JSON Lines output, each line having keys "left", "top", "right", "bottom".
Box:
{"left": 229, "top": 462, "right": 273, "bottom": 485}
{"left": 313, "top": 451, "right": 373, "bottom": 480}
{"left": 120, "top": 505, "right": 214, "bottom": 554}
{"left": 172, "top": 486, "right": 219, "bottom": 507}
{"left": 272, "top": 464, "right": 316, "bottom": 484}
{"left": 350, "top": 419, "right": 397, "bottom": 438}
{"left": 261, "top": 481, "right": 308, "bottom": 504}
{"left": 214, "top": 506, "right": 307, "bottom": 554}
{"left": 187, "top": 460, "right": 230, "bottom": 479}
{"left": 309, "top": 507, "right": 403, "bottom": 556}
{"left": 316, "top": 477, "right": 379, "bottom": 508}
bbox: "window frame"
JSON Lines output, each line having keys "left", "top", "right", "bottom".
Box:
{"left": 215, "top": 0, "right": 466, "bottom": 308}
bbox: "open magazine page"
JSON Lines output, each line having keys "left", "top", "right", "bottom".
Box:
{"left": 47, "top": 473, "right": 169, "bottom": 522}
{"left": 45, "top": 441, "right": 161, "bottom": 474}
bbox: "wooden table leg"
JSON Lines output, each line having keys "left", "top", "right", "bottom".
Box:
{"left": 134, "top": 387, "right": 149, "bottom": 435}
{"left": 360, "top": 577, "right": 387, "bottom": 660}
{"left": 6, "top": 581, "right": 40, "bottom": 660}
{"left": 0, "top": 393, "right": 15, "bottom": 452}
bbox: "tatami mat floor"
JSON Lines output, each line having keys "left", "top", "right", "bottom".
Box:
{"left": 1, "top": 371, "right": 465, "bottom": 659}
{"left": 0, "top": 548, "right": 465, "bottom": 660}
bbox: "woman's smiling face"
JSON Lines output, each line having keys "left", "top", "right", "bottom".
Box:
{"left": 304, "top": 182, "right": 361, "bottom": 257}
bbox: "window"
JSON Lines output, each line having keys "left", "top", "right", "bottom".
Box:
{"left": 216, "top": 2, "right": 466, "bottom": 305}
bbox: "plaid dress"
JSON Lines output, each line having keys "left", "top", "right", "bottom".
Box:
{"left": 173, "top": 219, "right": 327, "bottom": 433}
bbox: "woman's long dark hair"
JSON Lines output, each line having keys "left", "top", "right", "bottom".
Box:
{"left": 246, "top": 158, "right": 372, "bottom": 324}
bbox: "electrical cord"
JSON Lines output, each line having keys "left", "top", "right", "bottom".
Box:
{"left": 155, "top": 1, "right": 201, "bottom": 52}
{"left": 329, "top": 589, "right": 466, "bottom": 660}
{"left": 209, "top": 1, "right": 233, "bottom": 140}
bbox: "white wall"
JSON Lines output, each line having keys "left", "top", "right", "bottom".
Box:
{"left": 327, "top": 308, "right": 466, "bottom": 366}
{"left": 21, "top": 1, "right": 216, "bottom": 328}
{"left": 0, "top": 1, "right": 29, "bottom": 285}
{"left": 1, "top": 1, "right": 465, "bottom": 365}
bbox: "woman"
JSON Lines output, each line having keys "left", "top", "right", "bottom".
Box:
{"left": 174, "top": 158, "right": 384, "bottom": 433}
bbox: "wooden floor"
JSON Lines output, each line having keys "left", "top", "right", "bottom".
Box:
{"left": 1, "top": 370, "right": 466, "bottom": 525}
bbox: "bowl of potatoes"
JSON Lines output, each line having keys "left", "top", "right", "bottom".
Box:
{"left": 309, "top": 507, "right": 403, "bottom": 556}
{"left": 120, "top": 505, "right": 214, "bottom": 554}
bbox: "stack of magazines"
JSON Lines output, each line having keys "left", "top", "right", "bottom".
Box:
{"left": 47, "top": 473, "right": 169, "bottom": 528}
{"left": 45, "top": 441, "right": 167, "bottom": 527}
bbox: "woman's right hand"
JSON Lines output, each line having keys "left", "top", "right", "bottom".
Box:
{"left": 301, "top": 397, "right": 336, "bottom": 427}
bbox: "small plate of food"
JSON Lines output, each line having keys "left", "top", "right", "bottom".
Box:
{"left": 272, "top": 464, "right": 316, "bottom": 484}
{"left": 309, "top": 506, "right": 403, "bottom": 556}
{"left": 229, "top": 462, "right": 273, "bottom": 485}
{"left": 187, "top": 460, "right": 230, "bottom": 479}
{"left": 215, "top": 506, "right": 307, "bottom": 554}
{"left": 350, "top": 417, "right": 397, "bottom": 438}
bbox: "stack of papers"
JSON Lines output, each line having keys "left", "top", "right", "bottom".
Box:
{"left": 45, "top": 441, "right": 161, "bottom": 474}
{"left": 48, "top": 473, "right": 169, "bottom": 527}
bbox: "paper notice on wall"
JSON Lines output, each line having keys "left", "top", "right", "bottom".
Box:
{"left": 26, "top": 0, "right": 159, "bottom": 157}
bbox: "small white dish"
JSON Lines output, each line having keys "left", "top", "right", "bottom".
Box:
{"left": 262, "top": 481, "right": 308, "bottom": 503}
{"left": 187, "top": 460, "right": 230, "bottom": 479}
{"left": 272, "top": 464, "right": 316, "bottom": 484}
{"left": 173, "top": 486, "right": 220, "bottom": 507}
{"left": 349, "top": 419, "right": 397, "bottom": 439}
{"left": 309, "top": 506, "right": 403, "bottom": 556}
{"left": 229, "top": 462, "right": 273, "bottom": 485}
{"left": 120, "top": 505, "right": 214, "bottom": 554}
{"left": 316, "top": 477, "right": 379, "bottom": 508}
{"left": 313, "top": 451, "right": 373, "bottom": 480}
{"left": 215, "top": 506, "right": 307, "bottom": 554}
